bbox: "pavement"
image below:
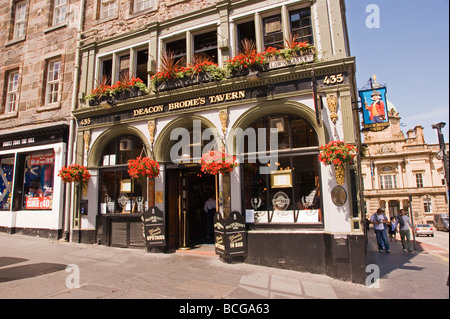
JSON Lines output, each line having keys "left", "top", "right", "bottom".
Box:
{"left": 0, "top": 229, "right": 448, "bottom": 304}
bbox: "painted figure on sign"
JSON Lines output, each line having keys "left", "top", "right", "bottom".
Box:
{"left": 364, "top": 90, "right": 385, "bottom": 123}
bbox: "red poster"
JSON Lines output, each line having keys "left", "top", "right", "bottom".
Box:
{"left": 25, "top": 197, "right": 52, "bottom": 210}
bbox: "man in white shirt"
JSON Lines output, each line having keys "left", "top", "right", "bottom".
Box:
{"left": 370, "top": 208, "right": 390, "bottom": 253}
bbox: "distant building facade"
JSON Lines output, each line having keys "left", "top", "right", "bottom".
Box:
{"left": 361, "top": 103, "right": 448, "bottom": 224}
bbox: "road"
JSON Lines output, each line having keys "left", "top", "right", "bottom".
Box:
{"left": 414, "top": 230, "right": 449, "bottom": 262}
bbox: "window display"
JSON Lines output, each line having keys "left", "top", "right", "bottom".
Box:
{"left": 23, "top": 152, "right": 55, "bottom": 210}
{"left": 100, "top": 135, "right": 147, "bottom": 214}
{"left": 242, "top": 114, "right": 322, "bottom": 226}
{"left": 0, "top": 157, "right": 14, "bottom": 210}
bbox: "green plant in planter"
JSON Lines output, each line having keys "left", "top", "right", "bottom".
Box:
{"left": 186, "top": 54, "right": 225, "bottom": 82}
{"left": 265, "top": 34, "right": 316, "bottom": 62}
{"left": 84, "top": 76, "right": 113, "bottom": 104}
{"left": 111, "top": 72, "right": 148, "bottom": 99}
{"left": 226, "top": 39, "right": 267, "bottom": 77}
{"left": 151, "top": 50, "right": 184, "bottom": 91}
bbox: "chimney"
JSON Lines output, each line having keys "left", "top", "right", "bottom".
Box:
{"left": 414, "top": 125, "right": 425, "bottom": 144}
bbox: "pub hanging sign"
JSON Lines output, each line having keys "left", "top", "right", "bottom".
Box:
{"left": 359, "top": 85, "right": 389, "bottom": 132}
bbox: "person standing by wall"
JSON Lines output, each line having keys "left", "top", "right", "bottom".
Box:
{"left": 370, "top": 208, "right": 390, "bottom": 253}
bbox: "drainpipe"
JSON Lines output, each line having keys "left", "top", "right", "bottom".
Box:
{"left": 63, "top": 0, "right": 86, "bottom": 241}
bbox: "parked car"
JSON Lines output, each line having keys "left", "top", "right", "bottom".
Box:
{"left": 414, "top": 224, "right": 434, "bottom": 237}
{"left": 434, "top": 214, "right": 449, "bottom": 232}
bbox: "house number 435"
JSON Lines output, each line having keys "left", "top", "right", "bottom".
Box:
{"left": 323, "top": 74, "right": 344, "bottom": 85}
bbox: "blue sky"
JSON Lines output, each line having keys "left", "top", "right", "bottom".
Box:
{"left": 345, "top": 0, "right": 449, "bottom": 145}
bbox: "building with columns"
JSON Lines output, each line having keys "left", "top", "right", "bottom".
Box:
{"left": 361, "top": 103, "right": 448, "bottom": 224}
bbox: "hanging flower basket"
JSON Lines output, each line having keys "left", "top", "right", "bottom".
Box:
{"left": 58, "top": 164, "right": 91, "bottom": 183}
{"left": 318, "top": 140, "right": 357, "bottom": 185}
{"left": 127, "top": 156, "right": 160, "bottom": 179}
{"left": 201, "top": 150, "right": 238, "bottom": 175}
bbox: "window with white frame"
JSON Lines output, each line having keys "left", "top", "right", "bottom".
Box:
{"left": 53, "top": 0, "right": 67, "bottom": 26}
{"left": 100, "top": 0, "right": 115, "bottom": 19}
{"left": 5, "top": 71, "right": 20, "bottom": 113}
{"left": 423, "top": 198, "right": 432, "bottom": 213}
{"left": 379, "top": 174, "right": 397, "bottom": 190}
{"left": 289, "top": 7, "right": 313, "bottom": 45}
{"left": 46, "top": 60, "right": 61, "bottom": 105}
{"left": 134, "top": 0, "right": 153, "bottom": 12}
{"left": 415, "top": 172, "right": 424, "bottom": 188}
{"left": 13, "top": 1, "right": 27, "bottom": 39}
{"left": 96, "top": 46, "right": 149, "bottom": 89}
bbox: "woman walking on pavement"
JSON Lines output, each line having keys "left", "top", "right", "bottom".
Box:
{"left": 370, "top": 208, "right": 390, "bottom": 253}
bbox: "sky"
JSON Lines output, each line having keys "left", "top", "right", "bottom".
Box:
{"left": 345, "top": 0, "right": 449, "bottom": 145}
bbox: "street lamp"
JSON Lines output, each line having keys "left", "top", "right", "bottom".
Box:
{"left": 431, "top": 122, "right": 449, "bottom": 201}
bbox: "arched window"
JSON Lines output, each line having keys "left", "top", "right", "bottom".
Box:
{"left": 241, "top": 113, "right": 322, "bottom": 226}
{"left": 99, "top": 134, "right": 147, "bottom": 214}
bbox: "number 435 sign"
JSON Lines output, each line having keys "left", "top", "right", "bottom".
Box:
{"left": 323, "top": 73, "right": 345, "bottom": 85}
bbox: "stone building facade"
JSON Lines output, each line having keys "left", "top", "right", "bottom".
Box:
{"left": 1, "top": 0, "right": 368, "bottom": 283}
{"left": 0, "top": 0, "right": 81, "bottom": 239}
{"left": 361, "top": 103, "right": 449, "bottom": 224}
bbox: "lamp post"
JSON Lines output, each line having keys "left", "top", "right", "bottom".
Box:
{"left": 431, "top": 122, "right": 449, "bottom": 203}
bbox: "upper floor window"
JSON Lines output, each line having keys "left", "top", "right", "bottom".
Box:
{"left": 423, "top": 198, "right": 432, "bottom": 213}
{"left": 166, "top": 38, "right": 187, "bottom": 67}
{"left": 263, "top": 15, "right": 283, "bottom": 49}
{"left": 100, "top": 0, "right": 115, "bottom": 19}
{"left": 53, "top": 0, "right": 67, "bottom": 26}
{"left": 98, "top": 46, "right": 149, "bottom": 87}
{"left": 237, "top": 20, "right": 256, "bottom": 48}
{"left": 46, "top": 60, "right": 61, "bottom": 105}
{"left": 193, "top": 31, "right": 218, "bottom": 64}
{"left": 5, "top": 71, "right": 20, "bottom": 113}
{"left": 380, "top": 175, "right": 397, "bottom": 190}
{"left": 289, "top": 7, "right": 313, "bottom": 45}
{"left": 14, "top": 1, "right": 28, "bottom": 39}
{"left": 415, "top": 172, "right": 424, "bottom": 188}
{"left": 134, "top": 0, "right": 152, "bottom": 12}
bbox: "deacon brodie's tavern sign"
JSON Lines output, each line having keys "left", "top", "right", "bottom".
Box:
{"left": 77, "top": 72, "right": 349, "bottom": 127}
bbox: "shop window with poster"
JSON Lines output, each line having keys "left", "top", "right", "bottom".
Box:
{"left": 242, "top": 114, "right": 322, "bottom": 227}
{"left": 99, "top": 135, "right": 147, "bottom": 214}
{"left": 0, "top": 156, "right": 15, "bottom": 210}
{"left": 13, "top": 151, "right": 55, "bottom": 210}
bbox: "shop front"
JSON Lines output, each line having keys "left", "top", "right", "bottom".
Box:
{"left": 74, "top": 57, "right": 366, "bottom": 283}
{"left": 0, "top": 124, "right": 68, "bottom": 239}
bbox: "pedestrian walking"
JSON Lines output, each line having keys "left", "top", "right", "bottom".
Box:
{"left": 204, "top": 195, "right": 216, "bottom": 239}
{"left": 388, "top": 217, "right": 398, "bottom": 242}
{"left": 398, "top": 209, "right": 413, "bottom": 253}
{"left": 370, "top": 208, "right": 390, "bottom": 253}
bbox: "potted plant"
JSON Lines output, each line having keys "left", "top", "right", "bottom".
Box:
{"left": 226, "top": 39, "right": 266, "bottom": 78}
{"left": 200, "top": 149, "right": 238, "bottom": 176}
{"left": 151, "top": 50, "right": 184, "bottom": 92}
{"left": 318, "top": 140, "right": 357, "bottom": 185}
{"left": 111, "top": 72, "right": 148, "bottom": 100}
{"left": 84, "top": 76, "right": 113, "bottom": 106}
{"left": 127, "top": 156, "right": 160, "bottom": 179}
{"left": 58, "top": 164, "right": 91, "bottom": 183}
{"left": 188, "top": 54, "right": 225, "bottom": 84}
{"left": 264, "top": 34, "right": 316, "bottom": 65}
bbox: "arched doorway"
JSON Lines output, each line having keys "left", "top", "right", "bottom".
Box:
{"left": 155, "top": 117, "right": 220, "bottom": 250}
